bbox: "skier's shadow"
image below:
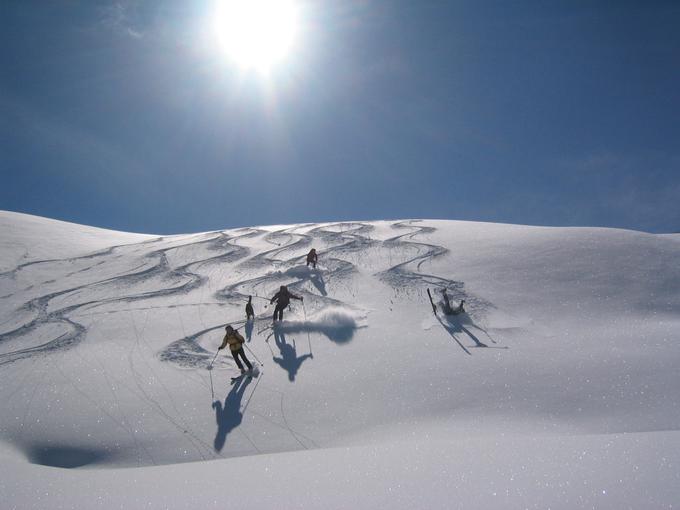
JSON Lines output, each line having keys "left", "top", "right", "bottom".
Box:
{"left": 244, "top": 320, "right": 254, "bottom": 342}
{"left": 212, "top": 376, "right": 253, "bottom": 452}
{"left": 306, "top": 268, "right": 327, "bottom": 296}
{"left": 284, "top": 265, "right": 327, "bottom": 296}
{"left": 268, "top": 328, "right": 313, "bottom": 382}
{"left": 436, "top": 314, "right": 506, "bottom": 355}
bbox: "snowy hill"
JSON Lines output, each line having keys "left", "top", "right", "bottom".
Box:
{"left": 1, "top": 211, "right": 679, "bottom": 509}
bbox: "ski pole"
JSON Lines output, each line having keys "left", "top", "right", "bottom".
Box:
{"left": 426, "top": 288, "right": 437, "bottom": 315}
{"left": 243, "top": 343, "right": 263, "bottom": 366}
{"left": 265, "top": 337, "right": 275, "bottom": 357}
{"left": 208, "top": 349, "right": 219, "bottom": 370}
{"left": 302, "top": 301, "right": 313, "bottom": 358}
{"left": 209, "top": 368, "right": 215, "bottom": 401}
{"left": 240, "top": 370, "right": 263, "bottom": 416}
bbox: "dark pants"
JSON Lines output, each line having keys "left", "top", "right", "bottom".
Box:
{"left": 231, "top": 348, "right": 252, "bottom": 371}
{"left": 273, "top": 304, "right": 286, "bottom": 321}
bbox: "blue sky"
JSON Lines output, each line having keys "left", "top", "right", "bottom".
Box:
{"left": 2, "top": 1, "right": 679, "bottom": 234}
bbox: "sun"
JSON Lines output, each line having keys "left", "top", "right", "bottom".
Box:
{"left": 213, "top": 0, "right": 299, "bottom": 72}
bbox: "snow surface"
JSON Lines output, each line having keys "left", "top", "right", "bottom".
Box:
{"left": 1, "top": 213, "right": 679, "bottom": 509}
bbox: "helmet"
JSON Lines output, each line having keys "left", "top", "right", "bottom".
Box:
{"left": 225, "top": 325, "right": 234, "bottom": 332}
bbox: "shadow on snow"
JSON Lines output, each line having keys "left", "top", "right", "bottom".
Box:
{"left": 266, "top": 328, "right": 313, "bottom": 382}
{"left": 212, "top": 375, "right": 254, "bottom": 452}
{"left": 436, "top": 313, "right": 507, "bottom": 355}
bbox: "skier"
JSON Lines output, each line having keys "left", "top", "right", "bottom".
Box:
{"left": 270, "top": 285, "right": 303, "bottom": 322}
{"left": 452, "top": 299, "right": 465, "bottom": 315}
{"left": 218, "top": 325, "right": 252, "bottom": 374}
{"left": 245, "top": 296, "right": 254, "bottom": 321}
{"left": 306, "top": 248, "right": 318, "bottom": 269}
{"left": 441, "top": 289, "right": 453, "bottom": 313}
{"left": 442, "top": 289, "right": 465, "bottom": 315}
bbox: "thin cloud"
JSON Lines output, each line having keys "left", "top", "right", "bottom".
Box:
{"left": 554, "top": 151, "right": 680, "bottom": 232}
{"left": 98, "top": 1, "right": 148, "bottom": 39}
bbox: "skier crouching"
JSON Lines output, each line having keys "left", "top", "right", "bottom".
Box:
{"left": 219, "top": 325, "right": 252, "bottom": 374}
{"left": 441, "top": 289, "right": 465, "bottom": 315}
{"left": 306, "top": 248, "right": 318, "bottom": 269}
{"left": 270, "top": 285, "right": 303, "bottom": 322}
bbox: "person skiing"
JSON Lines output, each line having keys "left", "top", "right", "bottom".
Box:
{"left": 270, "top": 285, "right": 303, "bottom": 322}
{"left": 218, "top": 325, "right": 252, "bottom": 374}
{"left": 306, "top": 248, "right": 318, "bottom": 269}
{"left": 441, "top": 289, "right": 453, "bottom": 313}
{"left": 441, "top": 289, "right": 465, "bottom": 315}
{"left": 245, "top": 296, "right": 254, "bottom": 321}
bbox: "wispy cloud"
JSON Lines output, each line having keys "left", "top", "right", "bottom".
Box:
{"left": 97, "top": 1, "right": 150, "bottom": 39}
{"left": 552, "top": 151, "right": 680, "bottom": 232}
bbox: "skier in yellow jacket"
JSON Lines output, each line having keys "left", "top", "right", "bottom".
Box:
{"left": 218, "top": 325, "right": 253, "bottom": 374}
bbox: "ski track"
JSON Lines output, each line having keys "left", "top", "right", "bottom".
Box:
{"left": 1, "top": 220, "right": 493, "bottom": 367}
{"left": 378, "top": 220, "right": 495, "bottom": 318}
{"left": 0, "top": 231, "right": 252, "bottom": 365}
{"left": 158, "top": 218, "right": 501, "bottom": 372}
{"left": 0, "top": 219, "right": 507, "bottom": 465}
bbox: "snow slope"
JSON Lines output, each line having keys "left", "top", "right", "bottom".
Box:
{"left": 0, "top": 211, "right": 154, "bottom": 272}
{"left": 1, "top": 212, "right": 679, "bottom": 509}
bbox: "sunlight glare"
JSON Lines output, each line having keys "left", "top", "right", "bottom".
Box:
{"left": 213, "top": 0, "right": 299, "bottom": 71}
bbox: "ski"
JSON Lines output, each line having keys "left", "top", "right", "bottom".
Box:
{"left": 231, "top": 372, "right": 252, "bottom": 382}
{"left": 426, "top": 288, "right": 437, "bottom": 315}
{"left": 231, "top": 366, "right": 260, "bottom": 382}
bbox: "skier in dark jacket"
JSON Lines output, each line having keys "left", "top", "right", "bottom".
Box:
{"left": 245, "top": 296, "right": 254, "bottom": 321}
{"left": 306, "top": 248, "right": 318, "bottom": 269}
{"left": 270, "top": 285, "right": 303, "bottom": 322}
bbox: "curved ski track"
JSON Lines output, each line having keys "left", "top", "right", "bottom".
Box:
{"left": 0, "top": 219, "right": 506, "bottom": 466}
{"left": 1, "top": 221, "right": 492, "bottom": 368}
